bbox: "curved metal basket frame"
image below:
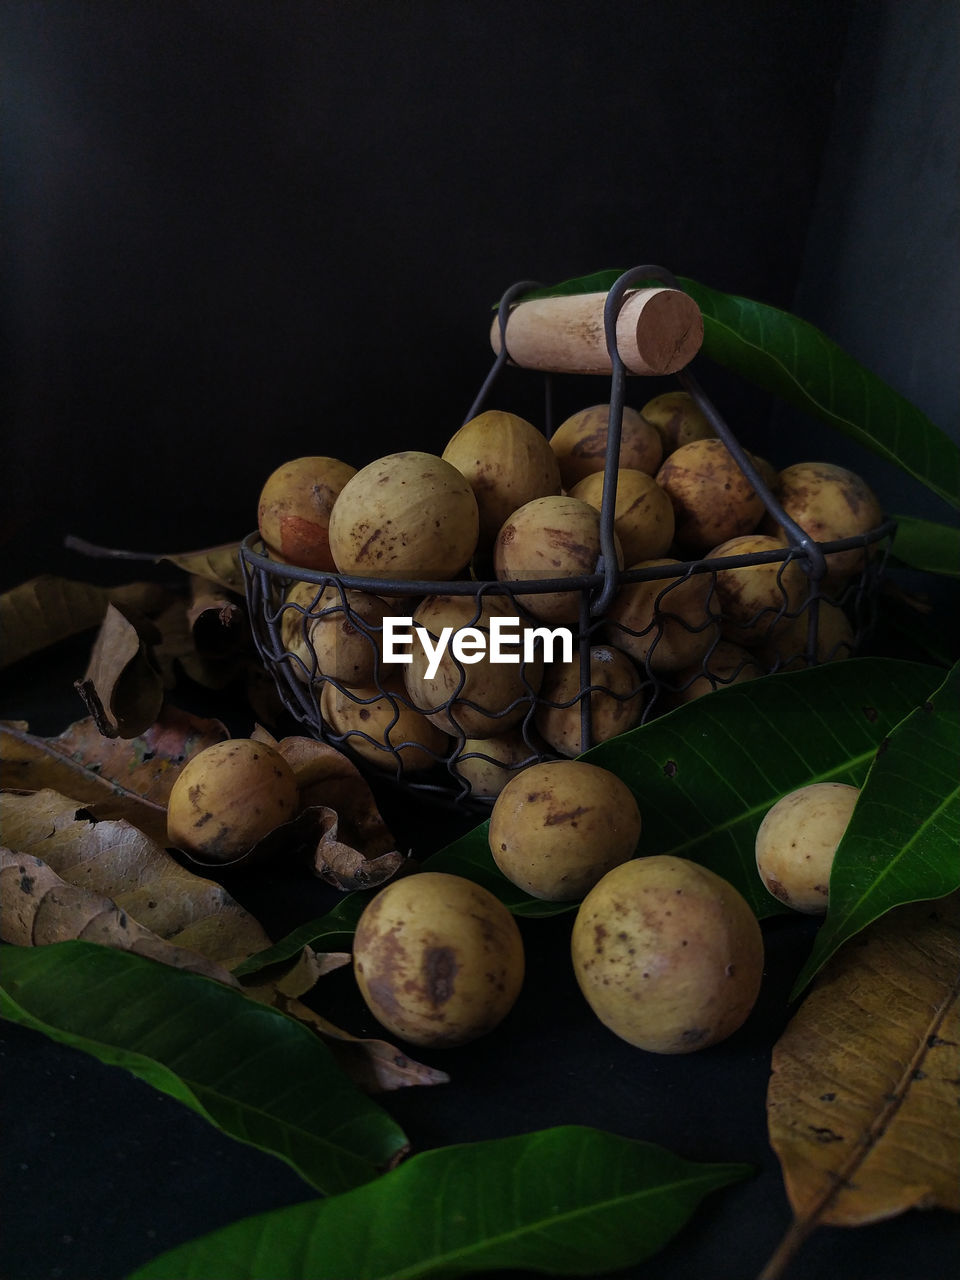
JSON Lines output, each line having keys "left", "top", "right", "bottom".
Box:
{"left": 241, "top": 265, "right": 896, "bottom": 807}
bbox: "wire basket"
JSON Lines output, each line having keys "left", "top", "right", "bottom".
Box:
{"left": 241, "top": 265, "right": 895, "bottom": 807}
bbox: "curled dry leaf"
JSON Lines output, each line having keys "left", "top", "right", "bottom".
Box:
{"left": 0, "top": 576, "right": 174, "bottom": 670}
{"left": 0, "top": 708, "right": 228, "bottom": 846}
{"left": 277, "top": 736, "right": 399, "bottom": 860}
{"left": 278, "top": 995, "right": 451, "bottom": 1094}
{"left": 759, "top": 895, "right": 960, "bottom": 1279}
{"left": 153, "top": 576, "right": 250, "bottom": 693}
{"left": 75, "top": 603, "right": 165, "bottom": 738}
{"left": 0, "top": 789, "right": 272, "bottom": 969}
{"left": 0, "top": 848, "right": 238, "bottom": 986}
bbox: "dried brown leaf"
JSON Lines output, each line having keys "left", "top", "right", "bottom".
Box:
{"left": 162, "top": 543, "right": 245, "bottom": 594}
{"left": 75, "top": 603, "right": 165, "bottom": 738}
{"left": 0, "top": 789, "right": 272, "bottom": 969}
{"left": 0, "top": 848, "right": 240, "bottom": 985}
{"left": 0, "top": 576, "right": 173, "bottom": 669}
{"left": 0, "top": 708, "right": 228, "bottom": 845}
{"left": 311, "top": 805, "right": 405, "bottom": 890}
{"left": 277, "top": 736, "right": 398, "bottom": 859}
{"left": 759, "top": 895, "right": 960, "bottom": 1278}
{"left": 279, "top": 995, "right": 451, "bottom": 1093}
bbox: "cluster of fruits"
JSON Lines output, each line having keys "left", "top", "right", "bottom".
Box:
{"left": 254, "top": 391, "right": 884, "bottom": 796}
{"left": 166, "top": 742, "right": 857, "bottom": 1054}
{"left": 351, "top": 760, "right": 859, "bottom": 1052}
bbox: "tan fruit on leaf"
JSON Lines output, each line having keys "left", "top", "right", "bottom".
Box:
{"left": 353, "top": 871, "right": 525, "bottom": 1047}
{"left": 755, "top": 782, "right": 860, "bottom": 913}
{"left": 489, "top": 760, "right": 641, "bottom": 901}
{"left": 258, "top": 456, "right": 357, "bottom": 571}
{"left": 571, "top": 855, "right": 764, "bottom": 1053}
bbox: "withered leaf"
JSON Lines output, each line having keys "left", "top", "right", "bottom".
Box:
{"left": 0, "top": 708, "right": 228, "bottom": 845}
{"left": 0, "top": 576, "right": 173, "bottom": 670}
{"left": 279, "top": 995, "right": 451, "bottom": 1094}
{"left": 760, "top": 895, "right": 960, "bottom": 1278}
{"left": 311, "top": 805, "right": 405, "bottom": 890}
{"left": 0, "top": 848, "right": 238, "bottom": 986}
{"left": 162, "top": 543, "right": 245, "bottom": 594}
{"left": 277, "top": 736, "right": 398, "bottom": 859}
{"left": 75, "top": 603, "right": 165, "bottom": 738}
{"left": 0, "top": 789, "right": 272, "bottom": 969}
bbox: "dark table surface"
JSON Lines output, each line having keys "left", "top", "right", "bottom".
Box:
{"left": 1, "top": 633, "right": 957, "bottom": 1280}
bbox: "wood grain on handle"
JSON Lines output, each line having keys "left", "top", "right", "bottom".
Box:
{"left": 489, "top": 287, "right": 703, "bottom": 376}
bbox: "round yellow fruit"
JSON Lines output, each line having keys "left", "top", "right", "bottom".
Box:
{"left": 320, "top": 680, "right": 449, "bottom": 774}
{"left": 571, "top": 856, "right": 764, "bottom": 1053}
{"left": 569, "top": 468, "right": 675, "bottom": 564}
{"left": 401, "top": 594, "right": 543, "bottom": 738}
{"left": 493, "top": 495, "right": 622, "bottom": 625}
{"left": 257, "top": 456, "right": 357, "bottom": 571}
{"left": 328, "top": 451, "right": 479, "bottom": 580}
{"left": 442, "top": 410, "right": 561, "bottom": 546}
{"left": 708, "top": 534, "right": 809, "bottom": 645}
{"left": 352, "top": 871, "right": 525, "bottom": 1047}
{"left": 534, "top": 644, "right": 643, "bottom": 757}
{"left": 755, "top": 782, "right": 859, "bottom": 913}
{"left": 640, "top": 390, "right": 715, "bottom": 455}
{"left": 656, "top": 439, "right": 765, "bottom": 554}
{"left": 488, "top": 760, "right": 641, "bottom": 901}
{"left": 604, "top": 558, "right": 719, "bottom": 673}
{"left": 762, "top": 461, "right": 883, "bottom": 583}
{"left": 167, "top": 739, "right": 299, "bottom": 860}
{"left": 549, "top": 404, "right": 663, "bottom": 489}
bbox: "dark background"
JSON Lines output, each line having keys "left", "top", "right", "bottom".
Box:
{"left": 2, "top": 2, "right": 958, "bottom": 1278}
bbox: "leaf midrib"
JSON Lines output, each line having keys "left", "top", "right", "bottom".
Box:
{"left": 386, "top": 1166, "right": 742, "bottom": 1280}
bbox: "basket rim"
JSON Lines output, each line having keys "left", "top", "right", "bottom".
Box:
{"left": 239, "top": 518, "right": 897, "bottom": 596}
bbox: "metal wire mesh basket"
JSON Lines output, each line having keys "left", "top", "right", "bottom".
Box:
{"left": 241, "top": 265, "right": 895, "bottom": 807}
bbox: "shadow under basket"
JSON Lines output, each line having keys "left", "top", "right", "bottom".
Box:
{"left": 240, "top": 265, "right": 896, "bottom": 808}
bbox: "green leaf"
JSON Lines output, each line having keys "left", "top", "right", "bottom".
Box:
{"left": 583, "top": 659, "right": 942, "bottom": 917}
{"left": 514, "top": 271, "right": 960, "bottom": 510}
{"left": 791, "top": 663, "right": 960, "bottom": 997}
{"left": 126, "top": 1125, "right": 751, "bottom": 1280}
{"left": 0, "top": 941, "right": 407, "bottom": 1194}
{"left": 890, "top": 515, "right": 960, "bottom": 577}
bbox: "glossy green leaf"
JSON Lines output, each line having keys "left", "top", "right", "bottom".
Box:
{"left": 583, "top": 659, "right": 941, "bottom": 917}
{"left": 0, "top": 941, "right": 407, "bottom": 1193}
{"left": 890, "top": 515, "right": 960, "bottom": 577}
{"left": 515, "top": 272, "right": 960, "bottom": 510}
{"left": 127, "top": 1125, "right": 750, "bottom": 1280}
{"left": 791, "top": 663, "right": 960, "bottom": 997}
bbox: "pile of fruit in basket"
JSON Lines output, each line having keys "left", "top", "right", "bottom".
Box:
{"left": 251, "top": 389, "right": 884, "bottom": 796}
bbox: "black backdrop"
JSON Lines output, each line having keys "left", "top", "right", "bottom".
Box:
{"left": 5, "top": 0, "right": 852, "bottom": 587}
